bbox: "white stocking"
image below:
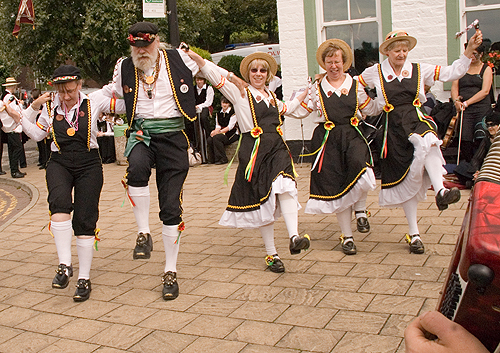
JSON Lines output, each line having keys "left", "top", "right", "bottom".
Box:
{"left": 259, "top": 223, "right": 277, "bottom": 255}
{"left": 128, "top": 186, "right": 151, "bottom": 234}
{"left": 425, "top": 146, "right": 445, "bottom": 196}
{"left": 162, "top": 224, "right": 180, "bottom": 273}
{"left": 336, "top": 207, "right": 353, "bottom": 238}
{"left": 51, "top": 219, "right": 73, "bottom": 267}
{"left": 277, "top": 193, "right": 298, "bottom": 238}
{"left": 76, "top": 237, "right": 94, "bottom": 280}
{"left": 402, "top": 195, "right": 420, "bottom": 236}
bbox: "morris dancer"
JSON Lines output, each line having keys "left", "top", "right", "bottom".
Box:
{"left": 358, "top": 29, "right": 483, "bottom": 253}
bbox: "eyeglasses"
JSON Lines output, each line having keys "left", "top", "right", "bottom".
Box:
{"left": 250, "top": 68, "right": 268, "bottom": 73}
{"left": 486, "top": 122, "right": 499, "bottom": 127}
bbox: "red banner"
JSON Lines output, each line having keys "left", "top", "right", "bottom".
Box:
{"left": 12, "top": 0, "right": 35, "bottom": 37}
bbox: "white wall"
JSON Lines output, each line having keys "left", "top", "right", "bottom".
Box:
{"left": 277, "top": 0, "right": 315, "bottom": 141}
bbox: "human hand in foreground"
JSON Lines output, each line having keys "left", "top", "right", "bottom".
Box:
{"left": 30, "top": 92, "right": 51, "bottom": 111}
{"left": 404, "top": 311, "right": 489, "bottom": 353}
{"left": 464, "top": 29, "right": 483, "bottom": 57}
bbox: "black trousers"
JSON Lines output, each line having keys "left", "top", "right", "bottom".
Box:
{"left": 7, "top": 132, "right": 23, "bottom": 174}
{"left": 46, "top": 149, "right": 103, "bottom": 235}
{"left": 126, "top": 131, "right": 189, "bottom": 225}
{"left": 207, "top": 133, "right": 238, "bottom": 163}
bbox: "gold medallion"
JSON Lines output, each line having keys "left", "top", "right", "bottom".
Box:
{"left": 341, "top": 88, "right": 349, "bottom": 95}
{"left": 145, "top": 76, "right": 154, "bottom": 84}
{"left": 67, "top": 127, "right": 76, "bottom": 136}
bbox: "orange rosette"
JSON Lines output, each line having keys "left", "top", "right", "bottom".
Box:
{"left": 412, "top": 98, "right": 422, "bottom": 107}
{"left": 324, "top": 121, "right": 335, "bottom": 131}
{"left": 350, "top": 117, "right": 360, "bottom": 127}
{"left": 178, "top": 221, "right": 185, "bottom": 232}
{"left": 383, "top": 104, "right": 394, "bottom": 113}
{"left": 251, "top": 126, "right": 263, "bottom": 138}
{"left": 276, "top": 126, "right": 283, "bottom": 136}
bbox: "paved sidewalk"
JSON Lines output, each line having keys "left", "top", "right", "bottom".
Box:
{"left": 0, "top": 162, "right": 468, "bottom": 353}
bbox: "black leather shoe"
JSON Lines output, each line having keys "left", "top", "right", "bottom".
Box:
{"left": 162, "top": 271, "right": 179, "bottom": 300}
{"left": 73, "top": 279, "right": 92, "bottom": 302}
{"left": 52, "top": 264, "right": 73, "bottom": 289}
{"left": 11, "top": 171, "right": 25, "bottom": 178}
{"left": 265, "top": 254, "right": 285, "bottom": 273}
{"left": 436, "top": 188, "right": 461, "bottom": 211}
{"left": 340, "top": 235, "right": 357, "bottom": 255}
{"left": 289, "top": 234, "right": 310, "bottom": 255}
{"left": 356, "top": 217, "right": 370, "bottom": 233}
{"left": 133, "top": 233, "right": 152, "bottom": 259}
{"left": 0, "top": 170, "right": 6, "bottom": 175}
{"left": 406, "top": 234, "right": 425, "bottom": 254}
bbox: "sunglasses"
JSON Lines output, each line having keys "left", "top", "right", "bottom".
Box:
{"left": 486, "top": 122, "right": 499, "bottom": 127}
{"left": 250, "top": 68, "right": 268, "bottom": 73}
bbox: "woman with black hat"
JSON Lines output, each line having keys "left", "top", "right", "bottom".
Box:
{"left": 187, "top": 50, "right": 310, "bottom": 273}
{"left": 357, "top": 29, "right": 483, "bottom": 254}
{"left": 290, "top": 39, "right": 381, "bottom": 255}
{"left": 13, "top": 65, "right": 123, "bottom": 301}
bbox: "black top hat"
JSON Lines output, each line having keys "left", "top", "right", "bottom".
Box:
{"left": 51, "top": 65, "right": 81, "bottom": 83}
{"left": 128, "top": 21, "right": 158, "bottom": 47}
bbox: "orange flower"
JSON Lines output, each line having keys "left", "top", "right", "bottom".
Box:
{"left": 178, "top": 221, "right": 185, "bottom": 232}
{"left": 350, "top": 117, "right": 360, "bottom": 127}
{"left": 413, "top": 98, "right": 421, "bottom": 107}
{"left": 383, "top": 104, "right": 394, "bottom": 113}
{"left": 251, "top": 126, "right": 263, "bottom": 138}
{"left": 324, "top": 121, "right": 335, "bottom": 131}
{"left": 489, "top": 53, "right": 494, "bottom": 57}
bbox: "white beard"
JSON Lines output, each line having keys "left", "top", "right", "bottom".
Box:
{"left": 132, "top": 50, "right": 158, "bottom": 72}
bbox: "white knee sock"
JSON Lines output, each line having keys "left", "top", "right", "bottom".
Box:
{"left": 354, "top": 194, "right": 368, "bottom": 219}
{"left": 128, "top": 186, "right": 151, "bottom": 234}
{"left": 336, "top": 207, "right": 353, "bottom": 238}
{"left": 162, "top": 224, "right": 180, "bottom": 273}
{"left": 76, "top": 237, "right": 94, "bottom": 280}
{"left": 425, "top": 146, "right": 445, "bottom": 196}
{"left": 277, "top": 193, "right": 298, "bottom": 238}
{"left": 259, "top": 223, "right": 277, "bottom": 255}
{"left": 51, "top": 220, "right": 73, "bottom": 267}
{"left": 402, "top": 195, "right": 420, "bottom": 236}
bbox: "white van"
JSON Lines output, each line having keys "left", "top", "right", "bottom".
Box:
{"left": 211, "top": 43, "right": 280, "bottom": 65}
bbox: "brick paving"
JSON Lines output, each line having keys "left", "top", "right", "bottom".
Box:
{"left": 0, "top": 161, "right": 468, "bottom": 352}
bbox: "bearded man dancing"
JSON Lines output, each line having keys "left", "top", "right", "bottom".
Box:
{"left": 111, "top": 22, "right": 233, "bottom": 300}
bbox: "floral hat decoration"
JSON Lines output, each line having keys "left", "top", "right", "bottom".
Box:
{"left": 379, "top": 30, "right": 417, "bottom": 55}
{"left": 127, "top": 21, "right": 158, "bottom": 47}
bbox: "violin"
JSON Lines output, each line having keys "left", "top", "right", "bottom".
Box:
{"left": 441, "top": 112, "right": 459, "bottom": 150}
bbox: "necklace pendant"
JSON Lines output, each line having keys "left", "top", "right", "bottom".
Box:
{"left": 145, "top": 76, "right": 154, "bottom": 85}
{"left": 67, "top": 127, "right": 76, "bottom": 136}
{"left": 147, "top": 89, "right": 153, "bottom": 99}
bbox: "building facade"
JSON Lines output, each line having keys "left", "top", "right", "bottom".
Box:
{"left": 277, "top": 0, "right": 500, "bottom": 141}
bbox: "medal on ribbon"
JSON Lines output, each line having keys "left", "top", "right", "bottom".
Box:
{"left": 67, "top": 127, "right": 76, "bottom": 136}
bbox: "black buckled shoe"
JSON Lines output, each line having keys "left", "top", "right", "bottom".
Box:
{"left": 355, "top": 211, "right": 370, "bottom": 233}
{"left": 289, "top": 234, "right": 311, "bottom": 255}
{"left": 52, "top": 264, "right": 73, "bottom": 289}
{"left": 11, "top": 171, "right": 25, "bottom": 178}
{"left": 405, "top": 234, "right": 425, "bottom": 254}
{"left": 133, "top": 233, "right": 152, "bottom": 259}
{"left": 340, "top": 235, "right": 357, "bottom": 255}
{"left": 162, "top": 271, "right": 179, "bottom": 300}
{"left": 436, "top": 188, "right": 461, "bottom": 211}
{"left": 73, "top": 279, "right": 91, "bottom": 302}
{"left": 265, "top": 254, "right": 285, "bottom": 273}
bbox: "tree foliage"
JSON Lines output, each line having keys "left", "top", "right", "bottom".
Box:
{"left": 0, "top": 0, "right": 277, "bottom": 86}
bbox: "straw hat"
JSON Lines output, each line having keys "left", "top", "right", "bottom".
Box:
{"left": 2, "top": 77, "right": 19, "bottom": 87}
{"left": 379, "top": 30, "right": 417, "bottom": 55}
{"left": 240, "top": 52, "right": 278, "bottom": 82}
{"left": 316, "top": 39, "right": 353, "bottom": 72}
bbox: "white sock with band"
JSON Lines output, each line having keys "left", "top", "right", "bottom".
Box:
{"left": 259, "top": 223, "right": 277, "bottom": 255}
{"left": 277, "top": 193, "right": 299, "bottom": 239}
{"left": 336, "top": 207, "right": 354, "bottom": 240}
{"left": 128, "top": 186, "right": 151, "bottom": 234}
{"left": 162, "top": 224, "right": 180, "bottom": 273}
{"left": 76, "top": 237, "right": 94, "bottom": 280}
{"left": 51, "top": 219, "right": 73, "bottom": 268}
{"left": 424, "top": 146, "right": 446, "bottom": 196}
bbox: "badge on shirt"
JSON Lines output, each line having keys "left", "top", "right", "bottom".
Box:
{"left": 123, "top": 85, "right": 133, "bottom": 94}
{"left": 79, "top": 111, "right": 85, "bottom": 117}
{"left": 387, "top": 75, "right": 393, "bottom": 80}
{"left": 341, "top": 88, "right": 348, "bottom": 95}
{"left": 270, "top": 99, "right": 275, "bottom": 107}
{"left": 56, "top": 114, "right": 64, "bottom": 121}
{"left": 327, "top": 91, "right": 333, "bottom": 97}
{"left": 256, "top": 95, "right": 262, "bottom": 102}
{"left": 180, "top": 84, "right": 189, "bottom": 94}
{"left": 402, "top": 70, "right": 409, "bottom": 77}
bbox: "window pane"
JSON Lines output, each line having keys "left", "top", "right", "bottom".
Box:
{"left": 466, "top": 9, "right": 500, "bottom": 50}
{"left": 325, "top": 22, "right": 379, "bottom": 73}
{"left": 466, "top": 0, "right": 500, "bottom": 6}
{"left": 350, "top": 0, "right": 376, "bottom": 20}
{"left": 323, "top": 0, "right": 348, "bottom": 22}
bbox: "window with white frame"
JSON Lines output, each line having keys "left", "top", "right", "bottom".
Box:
{"left": 320, "top": 0, "right": 380, "bottom": 73}
{"left": 463, "top": 1, "right": 500, "bottom": 50}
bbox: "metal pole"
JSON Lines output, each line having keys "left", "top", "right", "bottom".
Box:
{"left": 167, "top": 0, "right": 180, "bottom": 47}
